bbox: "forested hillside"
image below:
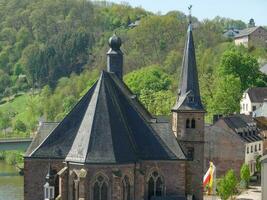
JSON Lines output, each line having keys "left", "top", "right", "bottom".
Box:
{"left": 0, "top": 0, "right": 267, "bottom": 137}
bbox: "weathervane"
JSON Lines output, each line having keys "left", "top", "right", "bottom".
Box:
{"left": 188, "top": 5, "right": 192, "bottom": 24}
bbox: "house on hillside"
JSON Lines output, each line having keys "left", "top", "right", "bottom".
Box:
{"left": 234, "top": 26, "right": 267, "bottom": 47}
{"left": 205, "top": 114, "right": 263, "bottom": 176}
{"left": 240, "top": 87, "right": 267, "bottom": 115}
{"left": 223, "top": 28, "right": 240, "bottom": 39}
{"left": 24, "top": 20, "right": 205, "bottom": 200}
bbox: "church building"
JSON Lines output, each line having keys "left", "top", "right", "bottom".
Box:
{"left": 24, "top": 20, "right": 205, "bottom": 200}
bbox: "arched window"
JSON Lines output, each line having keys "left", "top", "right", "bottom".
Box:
{"left": 191, "top": 119, "right": 196, "bottom": 129}
{"left": 93, "top": 175, "right": 108, "bottom": 200}
{"left": 186, "top": 119, "right": 190, "bottom": 128}
{"left": 147, "top": 171, "right": 164, "bottom": 200}
{"left": 122, "top": 176, "right": 131, "bottom": 200}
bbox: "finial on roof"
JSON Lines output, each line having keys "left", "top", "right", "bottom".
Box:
{"left": 108, "top": 33, "right": 122, "bottom": 50}
{"left": 188, "top": 5, "right": 192, "bottom": 24}
{"left": 107, "top": 34, "right": 123, "bottom": 79}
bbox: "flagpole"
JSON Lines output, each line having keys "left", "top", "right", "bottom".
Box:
{"left": 212, "top": 164, "right": 216, "bottom": 200}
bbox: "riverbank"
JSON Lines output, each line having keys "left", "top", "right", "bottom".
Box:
{"left": 0, "top": 151, "right": 24, "bottom": 173}
{"left": 0, "top": 161, "right": 24, "bottom": 200}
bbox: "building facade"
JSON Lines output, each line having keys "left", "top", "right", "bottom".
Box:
{"left": 206, "top": 115, "right": 263, "bottom": 176}
{"left": 234, "top": 26, "right": 267, "bottom": 48}
{"left": 25, "top": 23, "right": 204, "bottom": 200}
{"left": 240, "top": 87, "right": 267, "bottom": 115}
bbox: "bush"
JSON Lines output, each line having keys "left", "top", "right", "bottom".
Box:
{"left": 5, "top": 151, "right": 23, "bottom": 166}
{"left": 13, "top": 119, "right": 27, "bottom": 132}
{"left": 240, "top": 163, "right": 250, "bottom": 188}
{"left": 217, "top": 169, "right": 238, "bottom": 200}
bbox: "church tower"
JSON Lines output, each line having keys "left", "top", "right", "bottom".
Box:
{"left": 171, "top": 19, "right": 205, "bottom": 200}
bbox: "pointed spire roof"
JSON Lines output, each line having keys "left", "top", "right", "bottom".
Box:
{"left": 172, "top": 23, "right": 204, "bottom": 112}
{"left": 29, "top": 71, "right": 185, "bottom": 163}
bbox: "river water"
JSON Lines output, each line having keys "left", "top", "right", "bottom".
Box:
{"left": 0, "top": 161, "right": 23, "bottom": 200}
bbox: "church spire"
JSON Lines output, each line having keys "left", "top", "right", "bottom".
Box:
{"left": 172, "top": 7, "right": 204, "bottom": 111}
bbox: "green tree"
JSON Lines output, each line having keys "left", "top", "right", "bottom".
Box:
{"left": 218, "top": 48, "right": 263, "bottom": 90}
{"left": 207, "top": 75, "right": 242, "bottom": 119}
{"left": 240, "top": 163, "right": 250, "bottom": 188}
{"left": 217, "top": 169, "right": 238, "bottom": 200}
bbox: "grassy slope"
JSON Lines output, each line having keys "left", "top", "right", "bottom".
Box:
{"left": 0, "top": 93, "right": 41, "bottom": 136}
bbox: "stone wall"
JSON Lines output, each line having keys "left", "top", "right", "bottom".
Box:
{"left": 204, "top": 125, "right": 245, "bottom": 177}
{"left": 62, "top": 160, "right": 186, "bottom": 200}
{"left": 249, "top": 27, "right": 267, "bottom": 48}
{"left": 172, "top": 111, "right": 205, "bottom": 200}
{"left": 24, "top": 158, "right": 65, "bottom": 200}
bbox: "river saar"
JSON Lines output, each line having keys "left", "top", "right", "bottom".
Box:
{"left": 0, "top": 161, "right": 23, "bottom": 200}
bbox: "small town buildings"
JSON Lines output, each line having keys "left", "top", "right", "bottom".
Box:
{"left": 24, "top": 21, "right": 205, "bottom": 200}
{"left": 261, "top": 155, "right": 267, "bottom": 200}
{"left": 234, "top": 26, "right": 267, "bottom": 47}
{"left": 253, "top": 100, "right": 267, "bottom": 154}
{"left": 205, "top": 114, "right": 263, "bottom": 176}
{"left": 223, "top": 28, "right": 240, "bottom": 39}
{"left": 260, "top": 63, "right": 267, "bottom": 75}
{"left": 240, "top": 87, "right": 267, "bottom": 115}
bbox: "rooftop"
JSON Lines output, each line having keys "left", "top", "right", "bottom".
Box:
{"left": 245, "top": 87, "right": 267, "bottom": 103}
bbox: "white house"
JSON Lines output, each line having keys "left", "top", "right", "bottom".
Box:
{"left": 240, "top": 87, "right": 267, "bottom": 115}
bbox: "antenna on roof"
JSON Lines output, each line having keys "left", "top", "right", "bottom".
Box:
{"left": 188, "top": 5, "right": 192, "bottom": 24}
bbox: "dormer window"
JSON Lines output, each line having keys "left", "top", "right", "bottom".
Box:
{"left": 188, "top": 96, "right": 194, "bottom": 103}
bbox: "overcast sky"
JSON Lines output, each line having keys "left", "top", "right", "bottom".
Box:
{"left": 108, "top": 0, "right": 267, "bottom": 26}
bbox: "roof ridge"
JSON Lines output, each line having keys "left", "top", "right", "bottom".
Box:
{"left": 65, "top": 72, "right": 104, "bottom": 162}
{"left": 29, "top": 81, "right": 98, "bottom": 158}
{"left": 108, "top": 74, "right": 177, "bottom": 160}
{"left": 104, "top": 74, "right": 140, "bottom": 158}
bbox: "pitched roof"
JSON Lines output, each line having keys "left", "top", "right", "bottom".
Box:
{"left": 172, "top": 24, "right": 204, "bottom": 112}
{"left": 25, "top": 122, "right": 59, "bottom": 156}
{"left": 260, "top": 63, "right": 267, "bottom": 75}
{"left": 246, "top": 87, "right": 267, "bottom": 103}
{"left": 29, "top": 71, "right": 185, "bottom": 163}
{"left": 217, "top": 114, "right": 262, "bottom": 143}
{"left": 234, "top": 26, "right": 259, "bottom": 38}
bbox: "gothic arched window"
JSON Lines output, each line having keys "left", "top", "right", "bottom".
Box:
{"left": 191, "top": 119, "right": 196, "bottom": 129}
{"left": 186, "top": 119, "right": 190, "bottom": 128}
{"left": 93, "top": 175, "right": 108, "bottom": 200}
{"left": 122, "top": 176, "right": 131, "bottom": 200}
{"left": 147, "top": 171, "right": 164, "bottom": 200}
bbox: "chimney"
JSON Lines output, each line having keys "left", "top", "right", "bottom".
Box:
{"left": 107, "top": 34, "right": 123, "bottom": 79}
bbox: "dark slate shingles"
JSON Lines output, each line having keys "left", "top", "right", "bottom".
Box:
{"left": 29, "top": 70, "right": 186, "bottom": 164}
{"left": 172, "top": 24, "right": 204, "bottom": 112}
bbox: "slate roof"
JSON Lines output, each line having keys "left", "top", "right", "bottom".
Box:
{"left": 234, "top": 26, "right": 259, "bottom": 38}
{"left": 25, "top": 122, "right": 59, "bottom": 156}
{"left": 217, "top": 114, "right": 262, "bottom": 143}
{"left": 172, "top": 24, "right": 204, "bottom": 112}
{"left": 260, "top": 64, "right": 267, "bottom": 75}
{"left": 28, "top": 71, "right": 186, "bottom": 163}
{"left": 246, "top": 87, "right": 267, "bottom": 103}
